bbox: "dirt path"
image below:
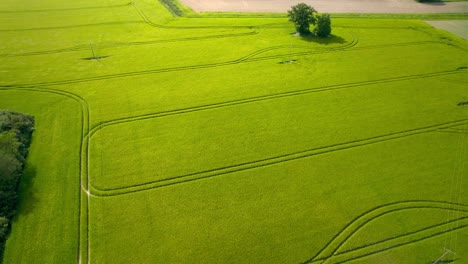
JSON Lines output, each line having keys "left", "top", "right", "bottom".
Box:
{"left": 180, "top": 0, "right": 467, "bottom": 13}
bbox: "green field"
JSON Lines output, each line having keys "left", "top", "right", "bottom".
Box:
{"left": 0, "top": 0, "right": 467, "bottom": 263}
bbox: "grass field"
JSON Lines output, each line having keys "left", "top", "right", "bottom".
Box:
{"left": 0, "top": 0, "right": 467, "bottom": 263}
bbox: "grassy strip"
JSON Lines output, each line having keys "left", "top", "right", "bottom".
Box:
{"left": 0, "top": 90, "right": 81, "bottom": 264}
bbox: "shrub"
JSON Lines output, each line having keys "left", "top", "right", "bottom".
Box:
{"left": 313, "top": 13, "right": 332, "bottom": 37}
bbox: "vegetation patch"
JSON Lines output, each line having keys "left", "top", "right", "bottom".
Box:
{"left": 0, "top": 111, "right": 34, "bottom": 262}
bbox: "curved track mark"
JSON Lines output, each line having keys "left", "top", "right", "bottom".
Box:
{"left": 11, "top": 40, "right": 465, "bottom": 90}
{"left": 88, "top": 118, "right": 468, "bottom": 196}
{"left": 303, "top": 200, "right": 468, "bottom": 264}
{"left": 86, "top": 69, "right": 460, "bottom": 138}
{"left": 0, "top": 30, "right": 258, "bottom": 58}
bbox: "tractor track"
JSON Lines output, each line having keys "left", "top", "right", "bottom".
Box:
{"left": 85, "top": 69, "right": 461, "bottom": 139}
{"left": 302, "top": 200, "right": 468, "bottom": 264}
{"left": 88, "top": 117, "right": 468, "bottom": 196}
{"left": 0, "top": 30, "right": 259, "bottom": 58}
{"left": 0, "top": 3, "right": 132, "bottom": 13}
{"left": 7, "top": 40, "right": 463, "bottom": 89}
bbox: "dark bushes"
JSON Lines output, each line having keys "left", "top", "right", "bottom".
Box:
{"left": 0, "top": 111, "right": 34, "bottom": 262}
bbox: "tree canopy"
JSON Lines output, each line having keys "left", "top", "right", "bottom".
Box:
{"left": 288, "top": 3, "right": 331, "bottom": 37}
{"left": 287, "top": 3, "right": 317, "bottom": 34}
{"left": 313, "top": 13, "right": 332, "bottom": 37}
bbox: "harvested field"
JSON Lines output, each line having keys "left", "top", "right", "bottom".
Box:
{"left": 180, "top": 0, "right": 468, "bottom": 13}
{"left": 426, "top": 20, "right": 468, "bottom": 39}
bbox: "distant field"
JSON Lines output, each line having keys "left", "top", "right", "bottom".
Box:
{"left": 0, "top": 0, "right": 467, "bottom": 263}
{"left": 179, "top": 0, "right": 468, "bottom": 13}
{"left": 427, "top": 20, "right": 468, "bottom": 38}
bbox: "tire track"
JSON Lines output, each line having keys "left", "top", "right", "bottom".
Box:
{"left": 11, "top": 39, "right": 465, "bottom": 90}
{"left": 0, "top": 30, "right": 259, "bottom": 58}
{"left": 318, "top": 224, "right": 468, "bottom": 264}
{"left": 338, "top": 216, "right": 468, "bottom": 256}
{"left": 85, "top": 69, "right": 460, "bottom": 139}
{"left": 0, "top": 3, "right": 132, "bottom": 13}
{"left": 0, "top": 37, "right": 357, "bottom": 87}
{"left": 302, "top": 200, "right": 468, "bottom": 264}
{"left": 79, "top": 69, "right": 464, "bottom": 196}
{"left": 320, "top": 208, "right": 468, "bottom": 264}
{"left": 88, "top": 118, "right": 468, "bottom": 196}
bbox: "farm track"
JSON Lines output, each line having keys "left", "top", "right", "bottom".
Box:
{"left": 0, "top": 30, "right": 259, "bottom": 58}
{"left": 302, "top": 200, "right": 468, "bottom": 264}
{"left": 86, "top": 68, "right": 461, "bottom": 139}
{"left": 336, "top": 216, "right": 468, "bottom": 256}
{"left": 7, "top": 39, "right": 464, "bottom": 89}
{"left": 316, "top": 223, "right": 468, "bottom": 264}
{"left": 0, "top": 21, "right": 144, "bottom": 32}
{"left": 0, "top": 35, "right": 358, "bottom": 87}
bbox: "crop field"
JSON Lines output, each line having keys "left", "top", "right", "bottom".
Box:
{"left": 0, "top": 0, "right": 467, "bottom": 263}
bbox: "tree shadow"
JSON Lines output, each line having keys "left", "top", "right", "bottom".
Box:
{"left": 426, "top": 259, "right": 457, "bottom": 263}
{"left": 298, "top": 33, "right": 347, "bottom": 45}
{"left": 12, "top": 165, "right": 38, "bottom": 220}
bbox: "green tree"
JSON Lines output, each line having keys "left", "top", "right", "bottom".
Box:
{"left": 313, "top": 13, "right": 332, "bottom": 37}
{"left": 287, "top": 3, "right": 317, "bottom": 35}
{"left": 0, "top": 217, "right": 8, "bottom": 240}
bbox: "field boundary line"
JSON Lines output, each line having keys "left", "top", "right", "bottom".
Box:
{"left": 320, "top": 207, "right": 468, "bottom": 263}
{"left": 317, "top": 224, "right": 468, "bottom": 264}
{"left": 338, "top": 216, "right": 468, "bottom": 256}
{"left": 8, "top": 40, "right": 464, "bottom": 91}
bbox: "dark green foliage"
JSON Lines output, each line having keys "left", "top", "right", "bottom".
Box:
{"left": 287, "top": 3, "right": 317, "bottom": 34}
{"left": 158, "top": 0, "right": 184, "bottom": 16}
{"left": 0, "top": 111, "right": 34, "bottom": 262}
{"left": 313, "top": 13, "right": 332, "bottom": 37}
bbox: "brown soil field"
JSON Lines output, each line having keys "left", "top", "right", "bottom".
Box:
{"left": 426, "top": 20, "right": 468, "bottom": 39}
{"left": 180, "top": 0, "right": 468, "bottom": 13}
